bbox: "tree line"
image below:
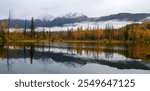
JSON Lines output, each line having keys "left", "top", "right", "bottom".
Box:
{"left": 0, "top": 17, "right": 150, "bottom": 43}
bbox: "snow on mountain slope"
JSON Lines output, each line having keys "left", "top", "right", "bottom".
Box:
{"left": 57, "top": 12, "right": 87, "bottom": 18}
{"left": 39, "top": 15, "right": 55, "bottom": 21}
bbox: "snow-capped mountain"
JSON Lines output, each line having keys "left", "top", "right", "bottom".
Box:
{"left": 57, "top": 12, "right": 87, "bottom": 18}
{"left": 50, "top": 13, "right": 150, "bottom": 27}
{"left": 50, "top": 13, "right": 88, "bottom": 26}
{"left": 38, "top": 14, "right": 55, "bottom": 21}
{"left": 1, "top": 12, "right": 150, "bottom": 31}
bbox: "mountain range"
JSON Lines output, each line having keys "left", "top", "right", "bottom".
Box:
{"left": 1, "top": 13, "right": 150, "bottom": 29}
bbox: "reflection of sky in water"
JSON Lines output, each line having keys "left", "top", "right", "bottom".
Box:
{"left": 0, "top": 58, "right": 150, "bottom": 74}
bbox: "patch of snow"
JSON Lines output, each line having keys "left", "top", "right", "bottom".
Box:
{"left": 37, "top": 14, "right": 55, "bottom": 21}
{"left": 57, "top": 12, "right": 86, "bottom": 18}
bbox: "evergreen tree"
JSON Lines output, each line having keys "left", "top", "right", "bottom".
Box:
{"left": 30, "top": 17, "right": 35, "bottom": 38}
{"left": 7, "top": 11, "right": 12, "bottom": 40}
{"left": 24, "top": 19, "right": 27, "bottom": 37}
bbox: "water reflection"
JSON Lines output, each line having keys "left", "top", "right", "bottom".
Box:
{"left": 0, "top": 42, "right": 150, "bottom": 73}
{"left": 29, "top": 44, "right": 35, "bottom": 64}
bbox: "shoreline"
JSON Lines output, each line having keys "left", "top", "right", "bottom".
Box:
{"left": 6, "top": 39, "right": 150, "bottom": 44}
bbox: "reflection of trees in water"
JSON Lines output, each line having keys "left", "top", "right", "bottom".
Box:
{"left": 0, "top": 43, "right": 7, "bottom": 58}
{"left": 122, "top": 44, "right": 129, "bottom": 61}
{"left": 66, "top": 43, "right": 74, "bottom": 54}
{"left": 6, "top": 45, "right": 11, "bottom": 71}
{"left": 0, "top": 44, "right": 149, "bottom": 70}
{"left": 41, "top": 44, "right": 45, "bottom": 61}
{"left": 0, "top": 43, "right": 150, "bottom": 70}
{"left": 1, "top": 43, "right": 150, "bottom": 61}
{"left": 12, "top": 45, "right": 19, "bottom": 58}
{"left": 0, "top": 44, "right": 12, "bottom": 72}
{"left": 29, "top": 43, "right": 35, "bottom": 64}
{"left": 103, "top": 44, "right": 114, "bottom": 61}
{"left": 85, "top": 48, "right": 90, "bottom": 57}
{"left": 75, "top": 47, "right": 82, "bottom": 55}
{"left": 23, "top": 46, "right": 26, "bottom": 63}
{"left": 115, "top": 43, "right": 150, "bottom": 62}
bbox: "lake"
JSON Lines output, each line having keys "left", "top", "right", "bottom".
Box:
{"left": 0, "top": 42, "right": 150, "bottom": 74}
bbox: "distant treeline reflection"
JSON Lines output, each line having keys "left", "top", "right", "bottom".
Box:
{"left": 0, "top": 43, "right": 150, "bottom": 62}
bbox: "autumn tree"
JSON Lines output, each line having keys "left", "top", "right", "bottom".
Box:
{"left": 104, "top": 24, "right": 113, "bottom": 41}
{"left": 0, "top": 21, "right": 7, "bottom": 42}
{"left": 1, "top": 21, "right": 7, "bottom": 31}
{"left": 67, "top": 28, "right": 73, "bottom": 40}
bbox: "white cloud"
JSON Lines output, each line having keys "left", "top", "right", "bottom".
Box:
{"left": 0, "top": 0, "right": 150, "bottom": 19}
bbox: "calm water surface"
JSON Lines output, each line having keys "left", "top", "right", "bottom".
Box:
{"left": 0, "top": 42, "right": 150, "bottom": 74}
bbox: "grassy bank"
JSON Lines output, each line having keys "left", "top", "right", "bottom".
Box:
{"left": 6, "top": 39, "right": 150, "bottom": 44}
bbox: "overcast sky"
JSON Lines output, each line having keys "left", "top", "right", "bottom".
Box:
{"left": 0, "top": 0, "right": 150, "bottom": 19}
